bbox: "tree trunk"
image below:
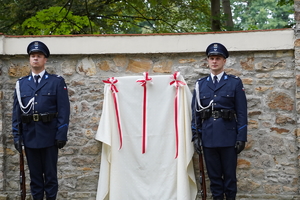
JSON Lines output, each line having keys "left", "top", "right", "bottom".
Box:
{"left": 222, "top": 0, "right": 234, "bottom": 30}
{"left": 211, "top": 0, "right": 221, "bottom": 31}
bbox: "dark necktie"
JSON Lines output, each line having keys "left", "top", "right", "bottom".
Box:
{"left": 34, "top": 75, "right": 40, "bottom": 87}
{"left": 214, "top": 75, "right": 218, "bottom": 88}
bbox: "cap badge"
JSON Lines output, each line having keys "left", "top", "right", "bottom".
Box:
{"left": 213, "top": 43, "right": 218, "bottom": 51}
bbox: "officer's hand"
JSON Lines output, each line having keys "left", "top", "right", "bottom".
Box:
{"left": 14, "top": 140, "right": 21, "bottom": 153}
{"left": 56, "top": 140, "right": 66, "bottom": 149}
{"left": 193, "top": 136, "right": 202, "bottom": 154}
{"left": 235, "top": 141, "right": 245, "bottom": 154}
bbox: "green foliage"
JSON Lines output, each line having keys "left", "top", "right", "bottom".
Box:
{"left": 0, "top": 0, "right": 211, "bottom": 35}
{"left": 67, "top": 0, "right": 211, "bottom": 34}
{"left": 277, "top": 0, "right": 294, "bottom": 6}
{"left": 231, "top": 0, "right": 295, "bottom": 30}
{"left": 0, "top": 0, "right": 56, "bottom": 35}
{"left": 21, "top": 7, "right": 96, "bottom": 35}
{"left": 0, "top": 0, "right": 295, "bottom": 35}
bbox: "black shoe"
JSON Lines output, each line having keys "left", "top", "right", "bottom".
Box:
{"left": 46, "top": 198, "right": 56, "bottom": 200}
{"left": 227, "top": 198, "right": 235, "bottom": 200}
{"left": 213, "top": 198, "right": 224, "bottom": 200}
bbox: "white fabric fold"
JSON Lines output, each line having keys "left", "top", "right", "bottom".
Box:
{"left": 95, "top": 74, "right": 197, "bottom": 200}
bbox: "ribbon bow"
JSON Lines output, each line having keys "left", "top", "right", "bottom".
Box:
{"left": 170, "top": 71, "right": 186, "bottom": 88}
{"left": 136, "top": 72, "right": 152, "bottom": 86}
{"left": 103, "top": 77, "right": 123, "bottom": 150}
{"left": 103, "top": 77, "right": 119, "bottom": 93}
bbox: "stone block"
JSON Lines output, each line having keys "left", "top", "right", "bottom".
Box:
{"left": 259, "top": 136, "right": 285, "bottom": 155}
{"left": 178, "top": 58, "right": 196, "bottom": 63}
{"left": 153, "top": 59, "right": 172, "bottom": 73}
{"left": 0, "top": 195, "right": 7, "bottom": 200}
{"left": 267, "top": 91, "right": 293, "bottom": 111}
{"left": 113, "top": 55, "right": 128, "bottom": 67}
{"left": 240, "top": 57, "right": 254, "bottom": 70}
{"left": 8, "top": 65, "right": 30, "bottom": 77}
{"left": 76, "top": 57, "right": 97, "bottom": 76}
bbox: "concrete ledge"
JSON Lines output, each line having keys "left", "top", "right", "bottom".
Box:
{"left": 0, "top": 29, "right": 295, "bottom": 56}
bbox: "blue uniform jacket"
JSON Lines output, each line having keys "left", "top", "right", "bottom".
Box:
{"left": 12, "top": 71, "right": 70, "bottom": 148}
{"left": 191, "top": 73, "right": 247, "bottom": 148}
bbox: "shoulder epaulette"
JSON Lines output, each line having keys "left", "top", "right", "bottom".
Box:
{"left": 228, "top": 74, "right": 240, "bottom": 79}
{"left": 48, "top": 74, "right": 63, "bottom": 79}
{"left": 197, "top": 76, "right": 208, "bottom": 81}
{"left": 18, "top": 75, "right": 30, "bottom": 80}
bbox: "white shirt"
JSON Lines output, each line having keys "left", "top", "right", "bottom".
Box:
{"left": 210, "top": 71, "right": 224, "bottom": 83}
{"left": 32, "top": 70, "right": 45, "bottom": 84}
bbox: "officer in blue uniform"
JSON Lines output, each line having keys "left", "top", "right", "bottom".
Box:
{"left": 191, "top": 43, "right": 247, "bottom": 200}
{"left": 12, "top": 41, "right": 70, "bottom": 200}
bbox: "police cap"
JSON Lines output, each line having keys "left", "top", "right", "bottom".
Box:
{"left": 206, "top": 43, "right": 229, "bottom": 58}
{"left": 27, "top": 41, "right": 50, "bottom": 58}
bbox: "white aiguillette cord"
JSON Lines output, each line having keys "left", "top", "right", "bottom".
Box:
{"left": 195, "top": 82, "right": 214, "bottom": 112}
{"left": 16, "top": 80, "right": 35, "bottom": 114}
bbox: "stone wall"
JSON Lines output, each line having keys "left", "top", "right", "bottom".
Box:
{"left": 0, "top": 45, "right": 299, "bottom": 199}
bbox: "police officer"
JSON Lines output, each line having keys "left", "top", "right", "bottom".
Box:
{"left": 191, "top": 43, "right": 247, "bottom": 200}
{"left": 12, "top": 41, "right": 70, "bottom": 200}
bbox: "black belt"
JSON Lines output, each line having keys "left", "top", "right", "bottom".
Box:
{"left": 21, "top": 113, "right": 58, "bottom": 123}
{"left": 199, "top": 109, "right": 235, "bottom": 120}
{"left": 211, "top": 110, "right": 223, "bottom": 118}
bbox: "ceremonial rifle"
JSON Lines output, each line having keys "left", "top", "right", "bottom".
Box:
{"left": 193, "top": 99, "right": 207, "bottom": 200}
{"left": 198, "top": 145, "right": 207, "bottom": 200}
{"left": 18, "top": 123, "right": 26, "bottom": 200}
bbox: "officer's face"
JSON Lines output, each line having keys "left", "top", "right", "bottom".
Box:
{"left": 207, "top": 55, "right": 226, "bottom": 75}
{"left": 29, "top": 52, "right": 47, "bottom": 73}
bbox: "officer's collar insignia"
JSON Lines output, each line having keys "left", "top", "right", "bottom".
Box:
{"left": 45, "top": 75, "right": 49, "bottom": 79}
{"left": 206, "top": 77, "right": 210, "bottom": 81}
{"left": 28, "top": 76, "right": 32, "bottom": 81}
{"left": 224, "top": 75, "right": 228, "bottom": 80}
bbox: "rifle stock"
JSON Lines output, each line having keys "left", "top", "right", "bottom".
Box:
{"left": 198, "top": 148, "right": 207, "bottom": 200}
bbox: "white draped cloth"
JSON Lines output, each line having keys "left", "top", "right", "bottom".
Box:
{"left": 95, "top": 73, "right": 197, "bottom": 200}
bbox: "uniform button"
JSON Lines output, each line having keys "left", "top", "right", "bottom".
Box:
{"left": 35, "top": 111, "right": 38, "bottom": 113}
{"left": 48, "top": 93, "right": 50, "bottom": 95}
{"left": 35, "top": 94, "right": 38, "bottom": 96}
{"left": 214, "top": 95, "right": 217, "bottom": 97}
{"left": 35, "top": 102, "right": 38, "bottom": 104}
{"left": 214, "top": 103, "right": 217, "bottom": 105}
{"left": 214, "top": 119, "right": 216, "bottom": 121}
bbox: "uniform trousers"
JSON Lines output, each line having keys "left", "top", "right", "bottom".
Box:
{"left": 25, "top": 145, "right": 58, "bottom": 199}
{"left": 203, "top": 146, "right": 237, "bottom": 199}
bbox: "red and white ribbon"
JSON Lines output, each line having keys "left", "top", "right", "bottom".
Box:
{"left": 170, "top": 71, "right": 186, "bottom": 158}
{"left": 103, "top": 77, "right": 123, "bottom": 150}
{"left": 136, "top": 72, "right": 153, "bottom": 154}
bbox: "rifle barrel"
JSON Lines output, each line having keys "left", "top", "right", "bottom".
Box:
{"left": 199, "top": 151, "right": 207, "bottom": 200}
{"left": 19, "top": 146, "right": 26, "bottom": 200}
